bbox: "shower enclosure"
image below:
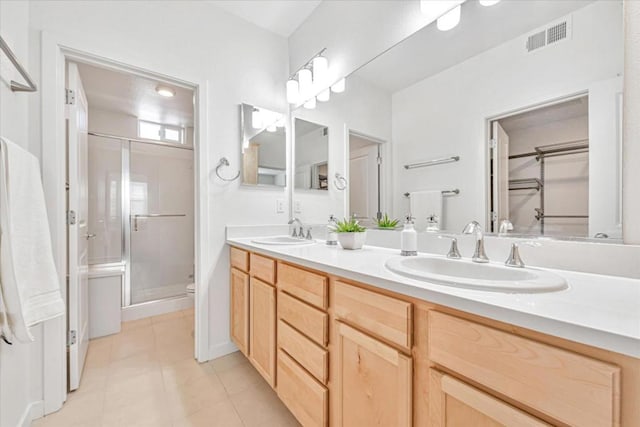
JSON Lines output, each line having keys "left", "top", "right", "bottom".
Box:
{"left": 88, "top": 133, "right": 194, "bottom": 307}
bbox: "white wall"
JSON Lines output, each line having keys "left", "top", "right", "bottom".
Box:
{"left": 291, "top": 75, "right": 391, "bottom": 223}
{"left": 0, "top": 1, "right": 48, "bottom": 426}
{"left": 27, "top": 0, "right": 289, "bottom": 367}
{"left": 392, "top": 1, "right": 623, "bottom": 232}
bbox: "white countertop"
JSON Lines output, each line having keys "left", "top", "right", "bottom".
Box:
{"left": 227, "top": 237, "right": 640, "bottom": 358}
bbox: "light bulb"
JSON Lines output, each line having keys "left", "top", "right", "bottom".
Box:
{"left": 286, "top": 79, "right": 299, "bottom": 104}
{"left": 317, "top": 88, "right": 330, "bottom": 102}
{"left": 331, "top": 78, "right": 345, "bottom": 93}
{"left": 420, "top": 0, "right": 464, "bottom": 25}
{"left": 304, "top": 96, "right": 316, "bottom": 109}
{"left": 312, "top": 56, "right": 329, "bottom": 87}
{"left": 479, "top": 0, "right": 500, "bottom": 5}
{"left": 156, "top": 86, "right": 175, "bottom": 97}
{"left": 437, "top": 5, "right": 461, "bottom": 31}
{"left": 251, "top": 108, "right": 262, "bottom": 129}
{"left": 298, "top": 68, "right": 312, "bottom": 100}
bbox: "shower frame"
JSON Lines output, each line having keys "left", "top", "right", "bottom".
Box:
{"left": 88, "top": 131, "right": 194, "bottom": 307}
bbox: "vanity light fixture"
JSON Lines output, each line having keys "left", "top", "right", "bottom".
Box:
{"left": 251, "top": 107, "right": 263, "bottom": 129}
{"left": 155, "top": 85, "right": 175, "bottom": 97}
{"left": 312, "top": 55, "right": 329, "bottom": 86}
{"left": 479, "top": 0, "right": 500, "bottom": 5}
{"left": 437, "top": 4, "right": 462, "bottom": 31}
{"left": 331, "top": 77, "right": 345, "bottom": 93}
{"left": 317, "top": 88, "right": 330, "bottom": 102}
{"left": 298, "top": 68, "right": 313, "bottom": 102}
{"left": 286, "top": 79, "right": 299, "bottom": 104}
{"left": 420, "top": 0, "right": 464, "bottom": 26}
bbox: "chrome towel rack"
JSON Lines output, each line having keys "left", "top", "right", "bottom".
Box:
{"left": 404, "top": 155, "right": 459, "bottom": 170}
{"left": 215, "top": 157, "right": 240, "bottom": 182}
{"left": 404, "top": 189, "right": 460, "bottom": 197}
{"left": 0, "top": 35, "right": 37, "bottom": 92}
{"left": 131, "top": 214, "right": 186, "bottom": 231}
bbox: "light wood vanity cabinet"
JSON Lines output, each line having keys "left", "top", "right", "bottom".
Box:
{"left": 229, "top": 246, "right": 636, "bottom": 427}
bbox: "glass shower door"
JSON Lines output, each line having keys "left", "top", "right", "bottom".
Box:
{"left": 128, "top": 141, "right": 194, "bottom": 305}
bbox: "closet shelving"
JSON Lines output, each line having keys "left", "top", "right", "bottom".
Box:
{"left": 508, "top": 139, "right": 589, "bottom": 234}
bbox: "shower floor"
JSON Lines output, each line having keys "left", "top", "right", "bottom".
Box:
{"left": 131, "top": 282, "right": 192, "bottom": 305}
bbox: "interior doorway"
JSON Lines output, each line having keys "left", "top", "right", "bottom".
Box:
{"left": 348, "top": 132, "right": 384, "bottom": 225}
{"left": 65, "top": 58, "right": 197, "bottom": 391}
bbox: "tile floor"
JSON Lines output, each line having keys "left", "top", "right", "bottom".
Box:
{"left": 33, "top": 309, "right": 299, "bottom": 427}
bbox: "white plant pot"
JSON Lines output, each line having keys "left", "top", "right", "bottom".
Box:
{"left": 337, "top": 231, "right": 367, "bottom": 250}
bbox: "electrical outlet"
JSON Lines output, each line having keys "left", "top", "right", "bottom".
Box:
{"left": 276, "top": 199, "right": 285, "bottom": 213}
{"left": 294, "top": 200, "right": 302, "bottom": 213}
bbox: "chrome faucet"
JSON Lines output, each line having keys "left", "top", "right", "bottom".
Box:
{"left": 504, "top": 241, "right": 540, "bottom": 268}
{"left": 462, "top": 221, "right": 489, "bottom": 263}
{"left": 498, "top": 219, "right": 513, "bottom": 234}
{"left": 288, "top": 218, "right": 305, "bottom": 239}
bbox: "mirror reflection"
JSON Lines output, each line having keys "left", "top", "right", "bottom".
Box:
{"left": 240, "top": 103, "right": 286, "bottom": 187}
{"left": 289, "top": 0, "right": 622, "bottom": 241}
{"left": 294, "top": 118, "right": 329, "bottom": 191}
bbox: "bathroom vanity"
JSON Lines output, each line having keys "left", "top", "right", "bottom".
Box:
{"left": 227, "top": 240, "right": 639, "bottom": 427}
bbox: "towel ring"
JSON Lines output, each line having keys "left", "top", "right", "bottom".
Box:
{"left": 1, "top": 334, "right": 12, "bottom": 345}
{"left": 333, "top": 173, "right": 347, "bottom": 191}
{"left": 215, "top": 157, "right": 240, "bottom": 182}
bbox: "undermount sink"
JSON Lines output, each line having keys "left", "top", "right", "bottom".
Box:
{"left": 251, "top": 236, "right": 315, "bottom": 246}
{"left": 385, "top": 256, "right": 568, "bottom": 293}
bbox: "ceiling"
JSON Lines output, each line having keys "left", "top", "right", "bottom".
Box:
{"left": 209, "top": 1, "right": 322, "bottom": 37}
{"left": 76, "top": 62, "right": 194, "bottom": 127}
{"left": 499, "top": 96, "right": 588, "bottom": 133}
{"left": 355, "top": 0, "right": 597, "bottom": 93}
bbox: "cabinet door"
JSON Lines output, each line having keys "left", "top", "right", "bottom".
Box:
{"left": 230, "top": 268, "right": 249, "bottom": 355}
{"left": 334, "top": 322, "right": 412, "bottom": 427}
{"left": 249, "top": 277, "right": 276, "bottom": 386}
{"left": 429, "top": 369, "right": 550, "bottom": 427}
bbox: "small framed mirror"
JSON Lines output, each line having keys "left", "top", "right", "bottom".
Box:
{"left": 294, "top": 118, "right": 329, "bottom": 191}
{"left": 240, "top": 103, "right": 287, "bottom": 187}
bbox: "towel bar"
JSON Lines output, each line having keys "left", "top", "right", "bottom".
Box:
{"left": 404, "top": 189, "right": 460, "bottom": 197}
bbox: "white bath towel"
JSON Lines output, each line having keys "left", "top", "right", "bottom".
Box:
{"left": 0, "top": 137, "right": 65, "bottom": 343}
{"left": 409, "top": 190, "right": 443, "bottom": 232}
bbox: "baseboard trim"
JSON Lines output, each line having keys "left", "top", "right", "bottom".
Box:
{"left": 208, "top": 341, "right": 238, "bottom": 361}
{"left": 121, "top": 296, "right": 194, "bottom": 322}
{"left": 19, "top": 400, "right": 44, "bottom": 427}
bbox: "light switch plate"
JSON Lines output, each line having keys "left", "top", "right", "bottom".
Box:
{"left": 276, "top": 199, "right": 285, "bottom": 213}
{"left": 294, "top": 200, "right": 302, "bottom": 213}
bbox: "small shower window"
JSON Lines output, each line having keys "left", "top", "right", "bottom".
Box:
{"left": 138, "top": 120, "right": 184, "bottom": 144}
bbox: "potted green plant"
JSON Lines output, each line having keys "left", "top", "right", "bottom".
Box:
{"left": 331, "top": 218, "right": 367, "bottom": 250}
{"left": 375, "top": 213, "right": 400, "bottom": 230}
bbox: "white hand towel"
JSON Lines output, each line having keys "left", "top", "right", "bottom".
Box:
{"left": 0, "top": 137, "right": 65, "bottom": 343}
{"left": 409, "top": 190, "right": 443, "bottom": 232}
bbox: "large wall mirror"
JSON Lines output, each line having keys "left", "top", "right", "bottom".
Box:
{"left": 293, "top": 118, "right": 329, "bottom": 191}
{"left": 290, "top": 0, "right": 623, "bottom": 240}
{"left": 240, "top": 103, "right": 287, "bottom": 187}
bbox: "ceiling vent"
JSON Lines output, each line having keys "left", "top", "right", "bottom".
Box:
{"left": 526, "top": 16, "right": 572, "bottom": 53}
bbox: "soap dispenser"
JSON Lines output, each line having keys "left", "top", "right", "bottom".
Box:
{"left": 326, "top": 214, "right": 338, "bottom": 246}
{"left": 401, "top": 215, "right": 418, "bottom": 256}
{"left": 425, "top": 214, "right": 440, "bottom": 232}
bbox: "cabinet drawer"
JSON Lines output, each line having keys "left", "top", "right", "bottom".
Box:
{"left": 230, "top": 247, "right": 249, "bottom": 272}
{"left": 334, "top": 281, "right": 412, "bottom": 350}
{"left": 278, "top": 320, "right": 328, "bottom": 384}
{"left": 277, "top": 350, "right": 328, "bottom": 427}
{"left": 278, "top": 291, "right": 328, "bottom": 347}
{"left": 428, "top": 311, "right": 620, "bottom": 427}
{"left": 250, "top": 253, "right": 276, "bottom": 284}
{"left": 278, "top": 263, "right": 328, "bottom": 310}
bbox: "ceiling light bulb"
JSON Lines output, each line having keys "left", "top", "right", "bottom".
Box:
{"left": 479, "top": 0, "right": 500, "bottom": 5}
{"left": 331, "top": 78, "right": 345, "bottom": 93}
{"left": 312, "top": 56, "right": 329, "bottom": 87}
{"left": 420, "top": 0, "right": 464, "bottom": 25}
{"left": 437, "top": 5, "right": 461, "bottom": 31}
{"left": 298, "top": 68, "right": 313, "bottom": 100}
{"left": 286, "top": 79, "right": 299, "bottom": 104}
{"left": 251, "top": 108, "right": 262, "bottom": 129}
{"left": 304, "top": 96, "right": 316, "bottom": 109}
{"left": 317, "top": 88, "right": 330, "bottom": 102}
{"left": 156, "top": 86, "right": 175, "bottom": 97}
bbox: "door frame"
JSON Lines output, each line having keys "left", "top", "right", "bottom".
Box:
{"left": 345, "top": 128, "right": 389, "bottom": 221}
{"left": 40, "top": 31, "right": 211, "bottom": 413}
